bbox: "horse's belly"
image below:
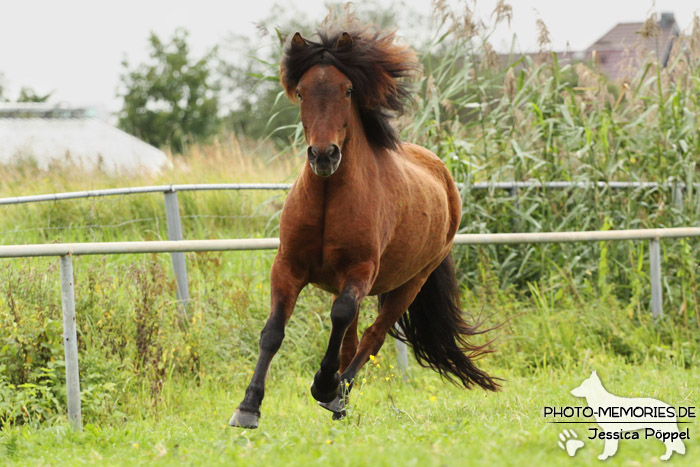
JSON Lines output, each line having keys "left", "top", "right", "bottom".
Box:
{"left": 370, "top": 242, "right": 446, "bottom": 295}
{"left": 307, "top": 263, "right": 342, "bottom": 295}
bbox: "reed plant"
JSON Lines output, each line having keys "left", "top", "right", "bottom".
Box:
{"left": 397, "top": 6, "right": 700, "bottom": 329}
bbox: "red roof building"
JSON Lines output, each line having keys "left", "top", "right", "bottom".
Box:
{"left": 585, "top": 13, "right": 680, "bottom": 80}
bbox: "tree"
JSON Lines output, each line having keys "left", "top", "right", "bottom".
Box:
{"left": 0, "top": 72, "right": 53, "bottom": 103}
{"left": 0, "top": 73, "right": 7, "bottom": 102}
{"left": 17, "top": 87, "right": 53, "bottom": 103}
{"left": 117, "top": 29, "right": 220, "bottom": 152}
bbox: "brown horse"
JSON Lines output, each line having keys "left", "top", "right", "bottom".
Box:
{"left": 230, "top": 27, "right": 498, "bottom": 429}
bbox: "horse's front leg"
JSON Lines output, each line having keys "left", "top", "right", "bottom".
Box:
{"left": 340, "top": 313, "right": 359, "bottom": 373}
{"left": 310, "top": 262, "right": 373, "bottom": 405}
{"left": 229, "top": 257, "right": 305, "bottom": 429}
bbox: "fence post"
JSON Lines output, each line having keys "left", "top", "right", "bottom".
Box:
{"left": 508, "top": 186, "right": 520, "bottom": 231}
{"left": 673, "top": 185, "right": 683, "bottom": 212}
{"left": 393, "top": 323, "right": 409, "bottom": 380}
{"left": 164, "top": 189, "right": 190, "bottom": 320}
{"left": 649, "top": 238, "right": 663, "bottom": 318}
{"left": 60, "top": 254, "right": 82, "bottom": 431}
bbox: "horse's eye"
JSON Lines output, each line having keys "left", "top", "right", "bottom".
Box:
{"left": 296, "top": 91, "right": 302, "bottom": 101}
{"left": 345, "top": 88, "right": 353, "bottom": 98}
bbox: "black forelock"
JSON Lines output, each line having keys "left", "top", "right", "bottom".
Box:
{"left": 281, "top": 29, "right": 418, "bottom": 150}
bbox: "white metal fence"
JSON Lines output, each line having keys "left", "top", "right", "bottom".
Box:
{"left": 3, "top": 227, "right": 700, "bottom": 430}
{"left": 0, "top": 180, "right": 690, "bottom": 309}
{"left": 1, "top": 182, "right": 696, "bottom": 430}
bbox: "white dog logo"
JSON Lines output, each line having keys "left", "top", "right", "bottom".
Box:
{"left": 571, "top": 370, "right": 686, "bottom": 461}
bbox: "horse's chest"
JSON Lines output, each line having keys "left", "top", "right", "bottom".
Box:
{"left": 284, "top": 216, "right": 374, "bottom": 293}
{"left": 281, "top": 184, "right": 383, "bottom": 292}
{"left": 307, "top": 229, "right": 374, "bottom": 286}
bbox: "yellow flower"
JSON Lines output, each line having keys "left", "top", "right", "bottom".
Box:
{"left": 132, "top": 443, "right": 139, "bottom": 448}
{"left": 369, "top": 355, "right": 375, "bottom": 361}
{"left": 429, "top": 396, "right": 437, "bottom": 402}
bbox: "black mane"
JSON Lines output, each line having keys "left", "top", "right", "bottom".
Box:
{"left": 280, "top": 29, "right": 418, "bottom": 150}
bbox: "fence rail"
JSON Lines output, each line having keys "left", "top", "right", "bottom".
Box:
{"left": 1, "top": 180, "right": 687, "bottom": 313}
{"left": 2, "top": 227, "right": 700, "bottom": 257}
{"left": 0, "top": 180, "right": 692, "bottom": 206}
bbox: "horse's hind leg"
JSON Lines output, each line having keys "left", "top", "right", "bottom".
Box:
{"left": 229, "top": 258, "right": 305, "bottom": 429}
{"left": 339, "top": 276, "right": 426, "bottom": 391}
{"left": 311, "top": 263, "right": 373, "bottom": 405}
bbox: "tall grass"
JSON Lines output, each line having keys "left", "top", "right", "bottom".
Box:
{"left": 394, "top": 6, "right": 700, "bottom": 327}
{"left": 0, "top": 134, "right": 298, "bottom": 245}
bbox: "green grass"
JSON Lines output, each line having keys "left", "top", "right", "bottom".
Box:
{"left": 1, "top": 249, "right": 698, "bottom": 465}
{"left": 1, "top": 361, "right": 697, "bottom": 466}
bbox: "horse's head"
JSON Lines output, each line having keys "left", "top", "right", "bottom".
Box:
{"left": 291, "top": 33, "right": 354, "bottom": 178}
{"left": 280, "top": 29, "right": 418, "bottom": 178}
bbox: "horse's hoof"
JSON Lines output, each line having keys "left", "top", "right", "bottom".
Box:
{"left": 310, "top": 381, "right": 339, "bottom": 403}
{"left": 229, "top": 409, "right": 259, "bottom": 429}
{"left": 318, "top": 395, "right": 346, "bottom": 420}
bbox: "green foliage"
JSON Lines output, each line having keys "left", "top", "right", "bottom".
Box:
{"left": 117, "top": 28, "right": 220, "bottom": 152}
{"left": 16, "top": 87, "right": 52, "bottom": 103}
{"left": 0, "top": 345, "right": 698, "bottom": 466}
{"left": 0, "top": 183, "right": 698, "bottom": 430}
{"left": 394, "top": 8, "right": 700, "bottom": 309}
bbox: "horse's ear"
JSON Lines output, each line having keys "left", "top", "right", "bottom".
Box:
{"left": 291, "top": 32, "right": 308, "bottom": 49}
{"left": 335, "top": 32, "right": 353, "bottom": 49}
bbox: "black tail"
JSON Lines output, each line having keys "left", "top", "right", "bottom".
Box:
{"left": 387, "top": 255, "right": 500, "bottom": 391}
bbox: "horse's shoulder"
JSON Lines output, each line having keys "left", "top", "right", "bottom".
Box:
{"left": 397, "top": 143, "right": 449, "bottom": 176}
{"left": 399, "top": 142, "right": 439, "bottom": 160}
{"left": 396, "top": 142, "right": 462, "bottom": 230}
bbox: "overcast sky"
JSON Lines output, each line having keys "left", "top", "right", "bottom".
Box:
{"left": 1, "top": 0, "right": 697, "bottom": 117}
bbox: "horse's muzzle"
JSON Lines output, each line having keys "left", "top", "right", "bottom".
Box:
{"left": 307, "top": 144, "right": 342, "bottom": 177}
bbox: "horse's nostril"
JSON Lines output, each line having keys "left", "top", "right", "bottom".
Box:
{"left": 307, "top": 146, "right": 317, "bottom": 161}
{"left": 329, "top": 144, "right": 340, "bottom": 159}
{"left": 308, "top": 144, "right": 340, "bottom": 162}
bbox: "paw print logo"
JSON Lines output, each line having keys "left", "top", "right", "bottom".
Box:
{"left": 558, "top": 429, "right": 584, "bottom": 457}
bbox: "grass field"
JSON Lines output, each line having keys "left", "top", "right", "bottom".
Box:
{"left": 1, "top": 361, "right": 697, "bottom": 466}
{"left": 0, "top": 241, "right": 697, "bottom": 465}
